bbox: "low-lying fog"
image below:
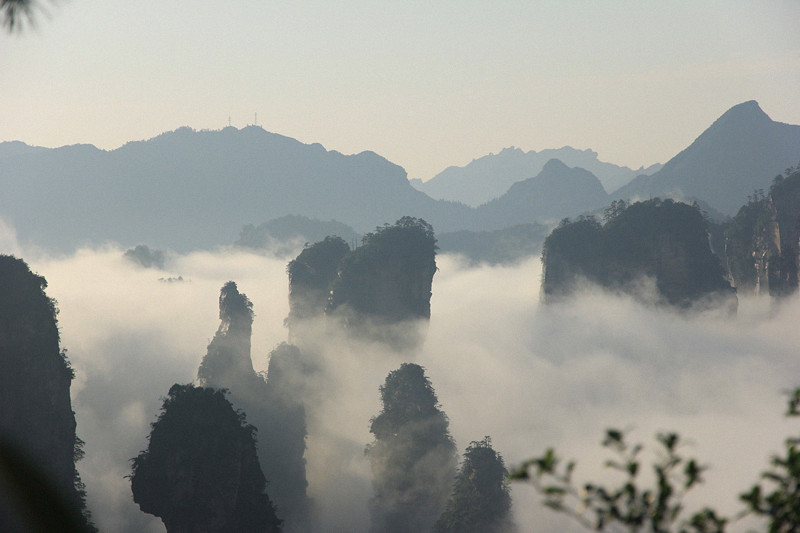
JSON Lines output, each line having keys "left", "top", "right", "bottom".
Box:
{"left": 4, "top": 221, "right": 798, "bottom": 532}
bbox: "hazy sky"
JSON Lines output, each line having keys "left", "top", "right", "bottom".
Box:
{"left": 2, "top": 1, "right": 799, "bottom": 180}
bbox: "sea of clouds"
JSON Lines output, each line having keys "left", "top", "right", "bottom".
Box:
{"left": 2, "top": 218, "right": 798, "bottom": 532}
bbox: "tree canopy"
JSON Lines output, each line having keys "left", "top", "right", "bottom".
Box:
{"left": 366, "top": 363, "right": 457, "bottom": 533}
{"left": 130, "top": 384, "right": 281, "bottom": 533}
{"left": 434, "top": 437, "right": 514, "bottom": 533}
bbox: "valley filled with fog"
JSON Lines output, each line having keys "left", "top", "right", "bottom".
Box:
{"left": 5, "top": 220, "right": 796, "bottom": 531}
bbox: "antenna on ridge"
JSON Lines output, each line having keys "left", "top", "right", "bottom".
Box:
{"left": 228, "top": 115, "right": 231, "bottom": 127}
{"left": 254, "top": 112, "right": 258, "bottom": 127}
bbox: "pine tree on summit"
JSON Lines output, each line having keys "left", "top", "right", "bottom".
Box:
{"left": 366, "top": 363, "right": 457, "bottom": 533}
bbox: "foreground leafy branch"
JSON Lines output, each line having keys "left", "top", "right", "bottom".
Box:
{"left": 509, "top": 430, "right": 726, "bottom": 532}
{"left": 512, "top": 388, "right": 800, "bottom": 532}
{"left": 740, "top": 388, "right": 800, "bottom": 532}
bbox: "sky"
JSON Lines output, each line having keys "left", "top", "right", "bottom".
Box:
{"left": 1, "top": 1, "right": 799, "bottom": 180}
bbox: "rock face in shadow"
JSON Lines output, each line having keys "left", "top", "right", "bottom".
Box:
{"left": 725, "top": 169, "right": 800, "bottom": 298}
{"left": 197, "top": 282, "right": 310, "bottom": 532}
{"left": 541, "top": 199, "right": 736, "bottom": 311}
{"left": 261, "top": 342, "right": 313, "bottom": 533}
{"left": 197, "top": 281, "right": 260, "bottom": 394}
{"left": 286, "top": 236, "right": 351, "bottom": 332}
{"left": 0, "top": 255, "right": 95, "bottom": 531}
{"left": 287, "top": 217, "right": 437, "bottom": 350}
{"left": 130, "top": 384, "right": 282, "bottom": 533}
{"left": 330, "top": 217, "right": 437, "bottom": 322}
{"left": 366, "top": 363, "right": 457, "bottom": 533}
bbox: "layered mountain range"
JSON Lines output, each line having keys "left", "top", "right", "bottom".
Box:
{"left": 1, "top": 101, "right": 797, "bottom": 253}
{"left": 411, "top": 146, "right": 661, "bottom": 206}
{"left": 614, "top": 101, "right": 800, "bottom": 214}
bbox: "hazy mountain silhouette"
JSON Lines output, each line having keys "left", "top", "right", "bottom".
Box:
{"left": 475, "top": 159, "right": 609, "bottom": 228}
{"left": 0, "top": 126, "right": 471, "bottom": 252}
{"left": 613, "top": 101, "right": 800, "bottom": 215}
{"left": 0, "top": 140, "right": 48, "bottom": 160}
{"left": 4, "top": 102, "right": 797, "bottom": 253}
{"left": 412, "top": 146, "right": 661, "bottom": 206}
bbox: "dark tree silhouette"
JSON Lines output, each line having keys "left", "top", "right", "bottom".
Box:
{"left": 2, "top": 0, "right": 35, "bottom": 30}
{"left": 130, "top": 384, "right": 281, "bottom": 533}
{"left": 0, "top": 255, "right": 95, "bottom": 531}
{"left": 434, "top": 437, "right": 514, "bottom": 533}
{"left": 366, "top": 363, "right": 457, "bottom": 533}
{"left": 510, "top": 429, "right": 725, "bottom": 533}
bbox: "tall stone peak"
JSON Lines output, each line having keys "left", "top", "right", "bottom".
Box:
{"left": 197, "top": 282, "right": 256, "bottom": 390}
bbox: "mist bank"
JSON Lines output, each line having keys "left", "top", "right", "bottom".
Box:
{"left": 2, "top": 230, "right": 797, "bottom": 531}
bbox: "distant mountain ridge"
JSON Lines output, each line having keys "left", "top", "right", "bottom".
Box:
{"left": 1, "top": 101, "right": 797, "bottom": 253}
{"left": 0, "top": 126, "right": 472, "bottom": 251}
{"left": 476, "top": 158, "right": 610, "bottom": 228}
{"left": 412, "top": 146, "right": 661, "bottom": 206}
{"left": 613, "top": 101, "right": 800, "bottom": 215}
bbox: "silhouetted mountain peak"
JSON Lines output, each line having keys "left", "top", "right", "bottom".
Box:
{"left": 717, "top": 100, "right": 769, "bottom": 123}
{"left": 699, "top": 100, "right": 773, "bottom": 140}
{"left": 541, "top": 158, "right": 570, "bottom": 174}
{"left": 613, "top": 101, "right": 800, "bottom": 214}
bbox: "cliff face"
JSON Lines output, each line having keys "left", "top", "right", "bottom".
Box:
{"left": 724, "top": 170, "right": 800, "bottom": 298}
{"left": 286, "top": 217, "right": 437, "bottom": 349}
{"left": 0, "top": 255, "right": 93, "bottom": 530}
{"left": 286, "top": 236, "right": 351, "bottom": 334}
{"left": 197, "top": 281, "right": 258, "bottom": 393}
{"left": 542, "top": 200, "right": 736, "bottom": 310}
{"left": 130, "top": 384, "right": 281, "bottom": 533}
{"left": 329, "top": 217, "right": 437, "bottom": 324}
{"left": 197, "top": 283, "right": 310, "bottom": 532}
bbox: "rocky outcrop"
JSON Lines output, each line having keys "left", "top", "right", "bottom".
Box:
{"left": 130, "top": 384, "right": 281, "bottom": 533}
{"left": 197, "top": 281, "right": 260, "bottom": 394}
{"left": 197, "top": 283, "right": 310, "bottom": 532}
{"left": 542, "top": 200, "right": 736, "bottom": 311}
{"left": 367, "top": 363, "right": 457, "bottom": 533}
{"left": 0, "top": 255, "right": 94, "bottom": 531}
{"left": 725, "top": 169, "right": 800, "bottom": 297}
{"left": 287, "top": 217, "right": 438, "bottom": 350}
{"left": 286, "top": 236, "right": 351, "bottom": 334}
{"left": 261, "top": 343, "right": 313, "bottom": 532}
{"left": 329, "top": 217, "right": 437, "bottom": 323}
